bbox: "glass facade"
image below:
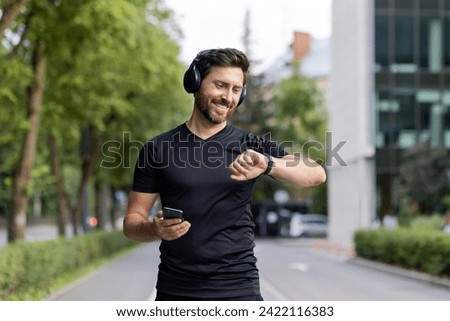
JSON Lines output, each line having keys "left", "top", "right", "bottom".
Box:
{"left": 374, "top": 0, "right": 450, "bottom": 215}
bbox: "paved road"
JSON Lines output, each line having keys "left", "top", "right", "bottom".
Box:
{"left": 0, "top": 224, "right": 76, "bottom": 248}
{"left": 256, "top": 239, "right": 449, "bottom": 300}
{"left": 48, "top": 238, "right": 450, "bottom": 301}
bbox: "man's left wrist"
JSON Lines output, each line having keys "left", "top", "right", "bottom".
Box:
{"left": 263, "top": 154, "right": 274, "bottom": 176}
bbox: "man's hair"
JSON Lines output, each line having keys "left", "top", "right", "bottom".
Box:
{"left": 196, "top": 48, "right": 250, "bottom": 83}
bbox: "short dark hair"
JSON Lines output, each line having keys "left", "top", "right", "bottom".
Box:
{"left": 196, "top": 48, "right": 250, "bottom": 84}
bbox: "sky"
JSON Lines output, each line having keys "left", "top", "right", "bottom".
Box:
{"left": 163, "top": 0, "right": 332, "bottom": 72}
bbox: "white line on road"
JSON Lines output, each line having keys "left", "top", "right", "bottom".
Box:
{"left": 147, "top": 286, "right": 157, "bottom": 301}
{"left": 288, "top": 262, "right": 309, "bottom": 272}
{"left": 260, "top": 275, "right": 289, "bottom": 301}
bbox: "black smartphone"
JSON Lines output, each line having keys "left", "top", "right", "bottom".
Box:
{"left": 162, "top": 207, "right": 184, "bottom": 221}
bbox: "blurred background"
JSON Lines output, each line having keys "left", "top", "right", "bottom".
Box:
{"left": 0, "top": 0, "right": 449, "bottom": 301}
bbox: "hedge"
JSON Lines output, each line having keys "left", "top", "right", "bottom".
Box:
{"left": 354, "top": 228, "right": 450, "bottom": 276}
{"left": 0, "top": 230, "right": 139, "bottom": 300}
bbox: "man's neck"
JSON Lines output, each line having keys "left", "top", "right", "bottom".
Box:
{"left": 186, "top": 112, "right": 227, "bottom": 140}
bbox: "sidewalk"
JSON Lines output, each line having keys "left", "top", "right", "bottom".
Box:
{"left": 47, "top": 243, "right": 159, "bottom": 301}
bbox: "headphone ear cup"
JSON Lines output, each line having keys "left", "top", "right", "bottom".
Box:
{"left": 237, "top": 84, "right": 247, "bottom": 107}
{"left": 183, "top": 63, "right": 202, "bottom": 93}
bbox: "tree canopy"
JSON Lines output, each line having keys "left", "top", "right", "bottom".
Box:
{"left": 0, "top": 0, "right": 191, "bottom": 240}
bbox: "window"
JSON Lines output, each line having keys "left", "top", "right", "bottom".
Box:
{"left": 419, "top": 0, "right": 439, "bottom": 11}
{"left": 394, "top": 15, "right": 414, "bottom": 64}
{"left": 396, "top": 93, "right": 416, "bottom": 130}
{"left": 375, "top": 0, "right": 390, "bottom": 10}
{"left": 394, "top": 0, "right": 414, "bottom": 10}
{"left": 419, "top": 102, "right": 431, "bottom": 130}
{"left": 444, "top": 17, "right": 450, "bottom": 67}
{"left": 376, "top": 15, "right": 390, "bottom": 68}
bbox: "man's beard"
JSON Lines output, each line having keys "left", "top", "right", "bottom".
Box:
{"left": 200, "top": 106, "right": 220, "bottom": 124}
{"left": 194, "top": 91, "right": 233, "bottom": 125}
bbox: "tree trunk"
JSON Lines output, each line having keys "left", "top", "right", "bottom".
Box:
{"left": 8, "top": 39, "right": 46, "bottom": 242}
{"left": 94, "top": 181, "right": 102, "bottom": 230}
{"left": 110, "top": 188, "right": 119, "bottom": 230}
{"left": 94, "top": 181, "right": 111, "bottom": 231}
{"left": 72, "top": 127, "right": 104, "bottom": 235}
{"left": 48, "top": 134, "right": 70, "bottom": 237}
{"left": 0, "top": 0, "right": 28, "bottom": 38}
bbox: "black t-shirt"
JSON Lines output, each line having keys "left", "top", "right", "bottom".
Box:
{"left": 132, "top": 123, "right": 288, "bottom": 298}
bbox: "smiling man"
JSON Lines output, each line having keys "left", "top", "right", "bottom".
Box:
{"left": 123, "top": 48, "right": 326, "bottom": 301}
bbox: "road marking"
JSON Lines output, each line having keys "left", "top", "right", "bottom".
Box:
{"left": 147, "top": 285, "right": 157, "bottom": 301}
{"left": 260, "top": 275, "right": 289, "bottom": 301}
{"left": 288, "top": 262, "right": 309, "bottom": 272}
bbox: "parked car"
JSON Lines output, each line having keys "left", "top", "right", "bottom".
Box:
{"left": 252, "top": 201, "right": 283, "bottom": 236}
{"left": 289, "top": 213, "right": 328, "bottom": 238}
{"left": 252, "top": 201, "right": 309, "bottom": 237}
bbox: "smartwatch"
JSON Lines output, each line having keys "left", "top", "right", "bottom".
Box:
{"left": 263, "top": 154, "right": 274, "bottom": 176}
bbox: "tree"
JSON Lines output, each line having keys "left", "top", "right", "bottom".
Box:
{"left": 272, "top": 62, "right": 326, "bottom": 157}
{"left": 0, "top": 0, "right": 28, "bottom": 37}
{"left": 232, "top": 9, "right": 271, "bottom": 136}
{"left": 40, "top": 0, "right": 190, "bottom": 234}
{"left": 232, "top": 12, "right": 327, "bottom": 204}
{"left": 394, "top": 143, "right": 450, "bottom": 213}
{"left": 1, "top": 0, "right": 50, "bottom": 241}
{"left": 1, "top": 0, "right": 190, "bottom": 241}
{"left": 269, "top": 62, "right": 327, "bottom": 204}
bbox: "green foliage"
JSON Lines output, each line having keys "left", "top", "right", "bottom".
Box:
{"left": 268, "top": 61, "right": 328, "bottom": 205}
{"left": 409, "top": 214, "right": 445, "bottom": 231}
{"left": 272, "top": 62, "right": 327, "bottom": 157}
{"left": 397, "top": 206, "right": 420, "bottom": 227}
{"left": 0, "top": 54, "right": 32, "bottom": 171}
{"left": 309, "top": 181, "right": 328, "bottom": 214}
{"left": 394, "top": 143, "right": 450, "bottom": 213}
{"left": 442, "top": 194, "right": 450, "bottom": 210}
{"left": 0, "top": 0, "right": 191, "bottom": 221}
{"left": 354, "top": 228, "right": 450, "bottom": 276}
{"left": 0, "top": 230, "right": 139, "bottom": 300}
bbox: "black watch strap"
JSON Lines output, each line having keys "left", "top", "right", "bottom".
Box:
{"left": 263, "top": 154, "right": 274, "bottom": 175}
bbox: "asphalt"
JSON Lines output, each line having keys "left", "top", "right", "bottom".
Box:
{"left": 45, "top": 238, "right": 450, "bottom": 301}
{"left": 311, "top": 239, "right": 450, "bottom": 290}
{"left": 2, "top": 222, "right": 448, "bottom": 296}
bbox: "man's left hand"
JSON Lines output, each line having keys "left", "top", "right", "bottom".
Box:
{"left": 229, "top": 149, "right": 268, "bottom": 181}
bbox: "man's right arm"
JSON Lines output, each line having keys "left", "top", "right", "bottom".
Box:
{"left": 123, "top": 191, "right": 159, "bottom": 242}
{"left": 123, "top": 191, "right": 191, "bottom": 242}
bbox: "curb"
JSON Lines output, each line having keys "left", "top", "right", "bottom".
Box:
{"left": 350, "top": 257, "right": 450, "bottom": 290}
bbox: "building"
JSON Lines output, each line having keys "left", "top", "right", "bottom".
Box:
{"left": 329, "top": 0, "right": 450, "bottom": 247}
{"left": 374, "top": 0, "right": 450, "bottom": 216}
{"left": 259, "top": 31, "right": 330, "bottom": 90}
{"left": 328, "top": 0, "right": 376, "bottom": 246}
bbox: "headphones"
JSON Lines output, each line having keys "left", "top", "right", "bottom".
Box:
{"left": 183, "top": 50, "right": 247, "bottom": 107}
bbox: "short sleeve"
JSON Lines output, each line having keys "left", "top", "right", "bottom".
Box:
{"left": 245, "top": 133, "right": 289, "bottom": 158}
{"left": 131, "top": 139, "right": 160, "bottom": 193}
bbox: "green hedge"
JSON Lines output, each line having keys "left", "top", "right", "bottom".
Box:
{"left": 0, "top": 230, "right": 139, "bottom": 300}
{"left": 354, "top": 228, "right": 450, "bottom": 276}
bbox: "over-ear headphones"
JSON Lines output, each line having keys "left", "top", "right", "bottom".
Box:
{"left": 183, "top": 50, "right": 247, "bottom": 106}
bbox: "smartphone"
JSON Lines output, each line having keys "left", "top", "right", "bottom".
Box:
{"left": 162, "top": 207, "right": 184, "bottom": 221}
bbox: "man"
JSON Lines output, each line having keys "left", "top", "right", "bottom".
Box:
{"left": 123, "top": 48, "right": 326, "bottom": 300}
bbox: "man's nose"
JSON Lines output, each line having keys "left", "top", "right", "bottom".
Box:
{"left": 221, "top": 88, "right": 233, "bottom": 102}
